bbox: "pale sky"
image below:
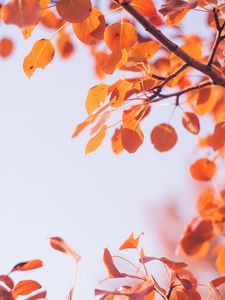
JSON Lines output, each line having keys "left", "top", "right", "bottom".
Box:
{"left": 0, "top": 11, "right": 209, "bottom": 300}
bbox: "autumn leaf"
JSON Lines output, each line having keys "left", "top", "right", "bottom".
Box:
{"left": 85, "top": 125, "right": 107, "bottom": 154}
{"left": 85, "top": 84, "right": 108, "bottom": 114}
{"left": 215, "top": 245, "right": 225, "bottom": 275}
{"left": 73, "top": 8, "right": 105, "bottom": 45}
{"left": 182, "top": 112, "right": 200, "bottom": 135}
{"left": 12, "top": 280, "right": 42, "bottom": 298}
{"left": 0, "top": 38, "right": 13, "bottom": 58}
{"left": 1, "top": 0, "right": 41, "bottom": 28}
{"left": 151, "top": 123, "right": 177, "bottom": 152}
{"left": 104, "top": 22, "right": 137, "bottom": 52}
{"left": 111, "top": 128, "right": 124, "bottom": 154}
{"left": 23, "top": 39, "right": 55, "bottom": 79}
{"left": 56, "top": 0, "right": 92, "bottom": 23}
{"left": 142, "top": 256, "right": 188, "bottom": 270}
{"left": 119, "top": 232, "right": 142, "bottom": 250}
{"left": 11, "top": 259, "right": 43, "bottom": 272}
{"left": 210, "top": 122, "right": 225, "bottom": 150}
{"left": 0, "top": 275, "right": 14, "bottom": 289}
{"left": 121, "top": 127, "right": 143, "bottom": 153}
{"left": 56, "top": 32, "right": 75, "bottom": 59}
{"left": 129, "top": 41, "right": 160, "bottom": 62}
{"left": 190, "top": 158, "right": 216, "bottom": 181}
{"left": 49, "top": 237, "right": 81, "bottom": 262}
{"left": 0, "top": 286, "right": 13, "bottom": 300}
{"left": 103, "top": 248, "right": 126, "bottom": 278}
{"left": 131, "top": 0, "right": 162, "bottom": 25}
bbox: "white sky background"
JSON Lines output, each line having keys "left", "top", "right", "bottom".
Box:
{"left": 0, "top": 8, "right": 213, "bottom": 300}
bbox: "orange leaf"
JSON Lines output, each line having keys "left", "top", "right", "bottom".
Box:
{"left": 56, "top": 32, "right": 75, "bottom": 59}
{"left": 49, "top": 237, "right": 81, "bottom": 262}
{"left": 119, "top": 232, "right": 142, "bottom": 250}
{"left": 121, "top": 127, "right": 143, "bottom": 153}
{"left": 23, "top": 39, "right": 55, "bottom": 79}
{"left": 103, "top": 248, "right": 126, "bottom": 278}
{"left": 56, "top": 0, "right": 92, "bottom": 23}
{"left": 104, "top": 22, "right": 137, "bottom": 52}
{"left": 215, "top": 245, "right": 225, "bottom": 275}
{"left": 129, "top": 41, "right": 160, "bottom": 62}
{"left": 190, "top": 158, "right": 216, "bottom": 181}
{"left": 131, "top": 0, "right": 162, "bottom": 25}
{"left": 180, "top": 218, "right": 214, "bottom": 257}
{"left": 85, "top": 125, "right": 107, "bottom": 154}
{"left": 73, "top": 8, "right": 105, "bottom": 45}
{"left": 151, "top": 123, "right": 177, "bottom": 152}
{"left": 182, "top": 112, "right": 200, "bottom": 135}
{"left": 102, "top": 48, "right": 127, "bottom": 74}
{"left": 111, "top": 128, "right": 124, "bottom": 155}
{"left": 1, "top": 0, "right": 41, "bottom": 28}
{"left": 210, "top": 122, "right": 225, "bottom": 150}
{"left": 11, "top": 260, "right": 43, "bottom": 272}
{"left": 85, "top": 84, "right": 108, "bottom": 114}
{"left": 0, "top": 38, "right": 13, "bottom": 58}
{"left": 12, "top": 280, "right": 41, "bottom": 298}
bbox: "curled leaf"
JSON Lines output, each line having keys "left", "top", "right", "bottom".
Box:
{"left": 49, "top": 237, "right": 81, "bottom": 262}
{"left": 182, "top": 112, "right": 200, "bottom": 135}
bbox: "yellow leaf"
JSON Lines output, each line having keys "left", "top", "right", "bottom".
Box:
{"left": 23, "top": 39, "right": 55, "bottom": 79}
{"left": 86, "top": 84, "right": 108, "bottom": 114}
{"left": 85, "top": 125, "right": 107, "bottom": 155}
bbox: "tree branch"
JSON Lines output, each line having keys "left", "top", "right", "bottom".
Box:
{"left": 114, "top": 0, "right": 225, "bottom": 88}
{"left": 150, "top": 80, "right": 212, "bottom": 103}
{"left": 208, "top": 9, "right": 224, "bottom": 66}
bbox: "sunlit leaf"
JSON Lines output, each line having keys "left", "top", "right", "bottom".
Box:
{"left": 190, "top": 158, "right": 216, "bottom": 181}
{"left": 85, "top": 125, "right": 107, "bottom": 154}
{"left": 23, "top": 39, "right": 55, "bottom": 79}
{"left": 11, "top": 260, "right": 43, "bottom": 272}
{"left": 86, "top": 84, "right": 108, "bottom": 114}
{"left": 104, "top": 22, "right": 137, "bottom": 52}
{"left": 73, "top": 8, "right": 105, "bottom": 45}
{"left": 12, "top": 280, "right": 41, "bottom": 298}
{"left": 119, "top": 232, "right": 142, "bottom": 250}
{"left": 215, "top": 245, "right": 225, "bottom": 275}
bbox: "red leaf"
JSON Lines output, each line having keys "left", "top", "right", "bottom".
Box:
{"left": 151, "top": 123, "right": 177, "bottom": 152}
{"left": 121, "top": 127, "right": 143, "bottom": 153}
{"left": 0, "top": 275, "right": 14, "bottom": 290}
{"left": 103, "top": 248, "right": 125, "bottom": 278}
